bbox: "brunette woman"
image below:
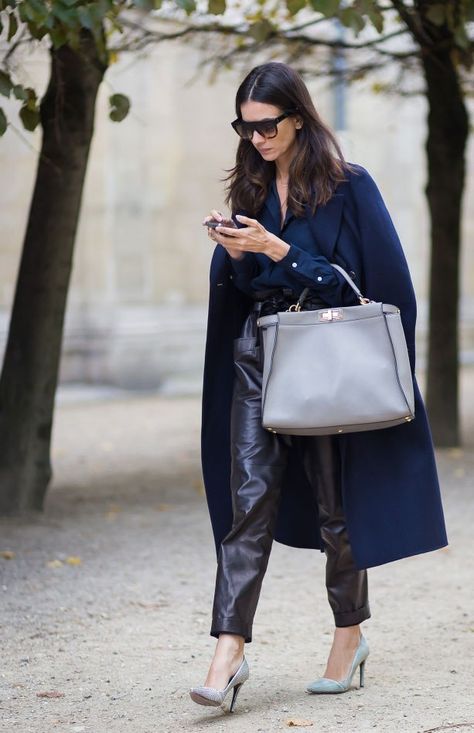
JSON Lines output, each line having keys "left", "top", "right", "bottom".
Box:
{"left": 190, "top": 61, "right": 447, "bottom": 712}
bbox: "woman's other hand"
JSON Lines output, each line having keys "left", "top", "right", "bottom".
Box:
{"left": 208, "top": 214, "right": 290, "bottom": 263}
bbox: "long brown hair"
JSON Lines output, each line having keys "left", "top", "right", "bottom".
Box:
{"left": 224, "top": 62, "right": 351, "bottom": 217}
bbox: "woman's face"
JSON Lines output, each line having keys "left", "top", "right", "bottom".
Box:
{"left": 240, "top": 100, "right": 301, "bottom": 165}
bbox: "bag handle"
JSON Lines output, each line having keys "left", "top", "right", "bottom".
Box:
{"left": 291, "top": 263, "right": 371, "bottom": 311}
{"left": 330, "top": 263, "right": 371, "bottom": 304}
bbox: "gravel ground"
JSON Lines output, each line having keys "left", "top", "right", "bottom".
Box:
{"left": 0, "top": 372, "right": 473, "bottom": 733}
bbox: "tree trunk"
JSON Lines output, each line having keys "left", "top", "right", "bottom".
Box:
{"left": 0, "top": 32, "right": 106, "bottom": 513}
{"left": 422, "top": 49, "right": 468, "bottom": 447}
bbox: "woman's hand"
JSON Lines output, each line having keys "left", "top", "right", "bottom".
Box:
{"left": 205, "top": 213, "right": 290, "bottom": 262}
{"left": 203, "top": 209, "right": 245, "bottom": 261}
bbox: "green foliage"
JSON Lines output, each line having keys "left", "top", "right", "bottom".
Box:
{"left": 0, "top": 0, "right": 139, "bottom": 135}
{"left": 339, "top": 5, "right": 365, "bottom": 35}
{"left": 0, "top": 65, "right": 40, "bottom": 136}
{"left": 208, "top": 0, "right": 225, "bottom": 14}
{"left": 0, "top": 70, "right": 13, "bottom": 97}
{"left": 175, "top": 0, "right": 196, "bottom": 13}
{"left": 309, "top": 0, "right": 339, "bottom": 16}
{"left": 286, "top": 0, "right": 305, "bottom": 17}
{"left": 19, "top": 103, "right": 39, "bottom": 130}
{"left": 109, "top": 92, "right": 130, "bottom": 121}
{"left": 0, "top": 0, "right": 472, "bottom": 140}
{"left": 303, "top": 0, "right": 385, "bottom": 34}
{"left": 248, "top": 18, "right": 274, "bottom": 41}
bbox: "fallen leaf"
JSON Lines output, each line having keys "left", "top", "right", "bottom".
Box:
{"left": 36, "top": 690, "right": 65, "bottom": 698}
{"left": 47, "top": 560, "right": 63, "bottom": 568}
{"left": 286, "top": 720, "right": 314, "bottom": 727}
{"left": 1, "top": 550, "right": 15, "bottom": 560}
{"left": 66, "top": 556, "right": 82, "bottom": 566}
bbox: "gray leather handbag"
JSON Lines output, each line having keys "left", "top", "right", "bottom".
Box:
{"left": 256, "top": 264, "right": 415, "bottom": 435}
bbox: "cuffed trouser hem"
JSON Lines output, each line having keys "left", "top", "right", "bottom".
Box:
{"left": 210, "top": 616, "right": 252, "bottom": 644}
{"left": 334, "top": 604, "right": 371, "bottom": 627}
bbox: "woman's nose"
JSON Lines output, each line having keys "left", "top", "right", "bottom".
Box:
{"left": 251, "top": 130, "right": 265, "bottom": 143}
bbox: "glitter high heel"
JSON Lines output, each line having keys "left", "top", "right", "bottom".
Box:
{"left": 189, "top": 656, "right": 249, "bottom": 712}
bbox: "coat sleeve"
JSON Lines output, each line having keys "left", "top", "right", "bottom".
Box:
{"left": 351, "top": 166, "right": 418, "bottom": 371}
{"left": 228, "top": 252, "right": 259, "bottom": 295}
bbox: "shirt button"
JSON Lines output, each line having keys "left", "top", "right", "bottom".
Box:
{"left": 291, "top": 262, "right": 298, "bottom": 268}
{"left": 317, "top": 276, "right": 323, "bottom": 282}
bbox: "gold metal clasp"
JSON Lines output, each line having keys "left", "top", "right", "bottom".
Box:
{"left": 318, "top": 308, "right": 344, "bottom": 322}
{"left": 359, "top": 297, "right": 371, "bottom": 305}
{"left": 287, "top": 303, "right": 301, "bottom": 312}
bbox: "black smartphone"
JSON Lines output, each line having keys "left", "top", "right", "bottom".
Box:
{"left": 203, "top": 218, "right": 237, "bottom": 229}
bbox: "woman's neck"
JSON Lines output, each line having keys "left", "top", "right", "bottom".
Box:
{"left": 275, "top": 167, "right": 289, "bottom": 186}
{"left": 274, "top": 143, "right": 297, "bottom": 184}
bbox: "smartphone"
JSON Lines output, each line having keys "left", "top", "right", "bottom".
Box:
{"left": 203, "top": 218, "right": 237, "bottom": 229}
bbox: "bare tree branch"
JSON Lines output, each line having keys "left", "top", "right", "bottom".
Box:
{"left": 112, "top": 15, "right": 416, "bottom": 59}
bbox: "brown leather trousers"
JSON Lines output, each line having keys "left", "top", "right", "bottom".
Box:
{"left": 210, "top": 295, "right": 371, "bottom": 643}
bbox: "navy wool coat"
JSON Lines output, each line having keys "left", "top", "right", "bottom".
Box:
{"left": 201, "top": 164, "right": 448, "bottom": 570}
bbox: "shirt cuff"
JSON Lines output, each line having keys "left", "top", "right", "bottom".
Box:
{"left": 278, "top": 243, "right": 327, "bottom": 285}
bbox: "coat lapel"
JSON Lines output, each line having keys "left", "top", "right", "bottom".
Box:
{"left": 304, "top": 193, "right": 345, "bottom": 261}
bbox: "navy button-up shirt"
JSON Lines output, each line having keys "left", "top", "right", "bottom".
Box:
{"left": 229, "top": 177, "right": 343, "bottom": 300}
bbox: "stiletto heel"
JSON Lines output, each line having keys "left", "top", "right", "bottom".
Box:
{"left": 359, "top": 659, "right": 366, "bottom": 688}
{"left": 229, "top": 682, "right": 243, "bottom": 713}
{"left": 190, "top": 656, "right": 249, "bottom": 712}
{"left": 306, "top": 634, "right": 369, "bottom": 694}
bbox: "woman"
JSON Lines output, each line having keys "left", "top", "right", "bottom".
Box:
{"left": 190, "top": 62, "right": 448, "bottom": 712}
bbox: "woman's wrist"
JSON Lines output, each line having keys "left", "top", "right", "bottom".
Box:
{"left": 227, "top": 250, "right": 245, "bottom": 261}
{"left": 265, "top": 235, "right": 290, "bottom": 262}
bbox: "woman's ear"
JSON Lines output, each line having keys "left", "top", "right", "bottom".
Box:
{"left": 295, "top": 118, "right": 303, "bottom": 130}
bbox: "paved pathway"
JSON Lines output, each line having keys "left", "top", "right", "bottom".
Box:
{"left": 0, "top": 377, "right": 473, "bottom": 733}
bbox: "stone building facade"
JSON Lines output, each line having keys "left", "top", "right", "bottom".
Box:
{"left": 1, "top": 42, "right": 473, "bottom": 392}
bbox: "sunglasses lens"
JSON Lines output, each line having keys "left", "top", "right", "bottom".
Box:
{"left": 232, "top": 121, "right": 249, "bottom": 138}
{"left": 258, "top": 121, "right": 278, "bottom": 138}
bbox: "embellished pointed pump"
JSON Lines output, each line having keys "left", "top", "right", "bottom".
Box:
{"left": 306, "top": 634, "right": 369, "bottom": 694}
{"left": 189, "top": 656, "right": 249, "bottom": 712}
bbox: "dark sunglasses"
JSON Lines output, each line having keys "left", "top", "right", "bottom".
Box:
{"left": 231, "top": 110, "right": 297, "bottom": 140}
